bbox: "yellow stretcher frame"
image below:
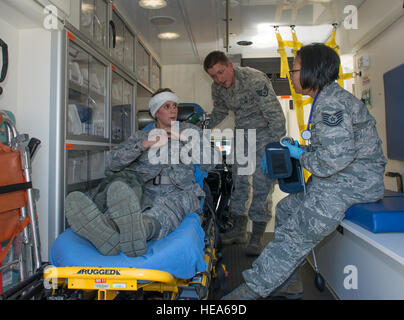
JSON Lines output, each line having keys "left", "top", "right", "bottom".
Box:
{"left": 43, "top": 216, "right": 220, "bottom": 300}
{"left": 276, "top": 25, "right": 354, "bottom": 137}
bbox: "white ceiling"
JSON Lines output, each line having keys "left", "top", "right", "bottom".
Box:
{"left": 0, "top": 0, "right": 366, "bottom": 65}
{"left": 0, "top": 0, "right": 45, "bottom": 29}
{"left": 115, "top": 0, "right": 366, "bottom": 65}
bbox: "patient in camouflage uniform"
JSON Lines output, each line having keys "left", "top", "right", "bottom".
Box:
{"left": 65, "top": 88, "right": 220, "bottom": 257}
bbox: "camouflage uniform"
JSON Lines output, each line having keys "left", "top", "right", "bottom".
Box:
{"left": 102, "top": 122, "right": 219, "bottom": 239}
{"left": 242, "top": 82, "right": 387, "bottom": 297}
{"left": 209, "top": 66, "right": 286, "bottom": 223}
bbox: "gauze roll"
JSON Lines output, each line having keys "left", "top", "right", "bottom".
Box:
{"left": 149, "top": 92, "right": 180, "bottom": 118}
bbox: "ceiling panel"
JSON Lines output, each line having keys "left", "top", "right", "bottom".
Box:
{"left": 115, "top": 0, "right": 366, "bottom": 65}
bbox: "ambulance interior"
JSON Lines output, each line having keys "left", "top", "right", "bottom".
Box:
{"left": 0, "top": 0, "right": 404, "bottom": 300}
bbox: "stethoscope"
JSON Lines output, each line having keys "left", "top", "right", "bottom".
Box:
{"left": 300, "top": 92, "right": 320, "bottom": 142}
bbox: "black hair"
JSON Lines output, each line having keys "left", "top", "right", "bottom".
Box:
{"left": 296, "top": 43, "right": 340, "bottom": 92}
{"left": 203, "top": 51, "right": 229, "bottom": 72}
{"left": 152, "top": 88, "right": 174, "bottom": 97}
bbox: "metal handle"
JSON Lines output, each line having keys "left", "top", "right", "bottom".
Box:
{"left": 109, "top": 20, "right": 116, "bottom": 49}
{"left": 28, "top": 138, "right": 41, "bottom": 159}
{"left": 0, "top": 38, "right": 8, "bottom": 96}
{"left": 0, "top": 38, "right": 8, "bottom": 83}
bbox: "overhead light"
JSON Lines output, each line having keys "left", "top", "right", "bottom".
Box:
{"left": 158, "top": 32, "right": 180, "bottom": 40}
{"left": 81, "top": 3, "right": 95, "bottom": 12}
{"left": 139, "top": 0, "right": 167, "bottom": 10}
{"left": 222, "top": 0, "right": 240, "bottom": 7}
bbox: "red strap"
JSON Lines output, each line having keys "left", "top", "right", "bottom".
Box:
{"left": 0, "top": 216, "right": 30, "bottom": 263}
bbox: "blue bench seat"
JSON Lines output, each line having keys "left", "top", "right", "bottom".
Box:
{"left": 345, "top": 194, "right": 404, "bottom": 233}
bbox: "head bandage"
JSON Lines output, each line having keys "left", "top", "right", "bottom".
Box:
{"left": 149, "top": 92, "right": 180, "bottom": 118}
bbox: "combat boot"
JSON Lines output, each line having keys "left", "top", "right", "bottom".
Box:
{"left": 269, "top": 268, "right": 304, "bottom": 300}
{"left": 220, "top": 215, "right": 248, "bottom": 245}
{"left": 245, "top": 221, "right": 267, "bottom": 256}
{"left": 65, "top": 191, "right": 120, "bottom": 256}
{"left": 221, "top": 283, "right": 260, "bottom": 300}
{"left": 143, "top": 215, "right": 161, "bottom": 241}
{"left": 107, "top": 180, "right": 161, "bottom": 257}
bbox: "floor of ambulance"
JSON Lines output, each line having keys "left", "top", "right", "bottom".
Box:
{"left": 209, "top": 232, "right": 336, "bottom": 300}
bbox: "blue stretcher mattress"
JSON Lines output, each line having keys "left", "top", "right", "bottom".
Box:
{"left": 50, "top": 213, "right": 208, "bottom": 280}
{"left": 51, "top": 130, "right": 209, "bottom": 280}
{"left": 345, "top": 195, "right": 404, "bottom": 233}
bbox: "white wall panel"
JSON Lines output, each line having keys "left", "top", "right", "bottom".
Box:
{"left": 354, "top": 15, "right": 404, "bottom": 191}
{"left": 17, "top": 29, "right": 52, "bottom": 261}
{"left": 0, "top": 19, "right": 20, "bottom": 116}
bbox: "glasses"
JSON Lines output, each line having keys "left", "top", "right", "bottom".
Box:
{"left": 289, "top": 69, "right": 301, "bottom": 76}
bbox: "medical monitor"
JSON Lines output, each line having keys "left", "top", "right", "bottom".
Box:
{"left": 384, "top": 63, "right": 404, "bottom": 160}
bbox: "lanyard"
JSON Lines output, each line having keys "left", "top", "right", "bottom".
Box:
{"left": 301, "top": 92, "right": 320, "bottom": 141}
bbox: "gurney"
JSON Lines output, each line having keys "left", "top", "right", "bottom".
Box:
{"left": 43, "top": 105, "right": 227, "bottom": 300}
{"left": 44, "top": 168, "right": 223, "bottom": 300}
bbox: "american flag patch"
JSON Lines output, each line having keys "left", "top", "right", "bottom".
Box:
{"left": 322, "top": 111, "right": 343, "bottom": 127}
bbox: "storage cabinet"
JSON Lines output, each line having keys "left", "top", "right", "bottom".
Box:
{"left": 65, "top": 33, "right": 114, "bottom": 198}
{"left": 67, "top": 39, "right": 108, "bottom": 140}
{"left": 63, "top": 31, "right": 136, "bottom": 227}
{"left": 110, "top": 8, "right": 135, "bottom": 72}
{"left": 65, "top": 28, "right": 139, "bottom": 192}
{"left": 110, "top": 8, "right": 124, "bottom": 63}
{"left": 49, "top": 1, "right": 159, "bottom": 245}
{"left": 111, "top": 68, "right": 134, "bottom": 143}
{"left": 66, "top": 147, "right": 108, "bottom": 194}
{"left": 136, "top": 39, "right": 151, "bottom": 87}
{"left": 135, "top": 84, "right": 153, "bottom": 130}
{"left": 151, "top": 57, "right": 161, "bottom": 92}
{"left": 123, "top": 26, "right": 134, "bottom": 72}
{"left": 80, "top": 0, "right": 108, "bottom": 49}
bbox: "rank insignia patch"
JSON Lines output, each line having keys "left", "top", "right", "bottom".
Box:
{"left": 322, "top": 111, "right": 343, "bottom": 127}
